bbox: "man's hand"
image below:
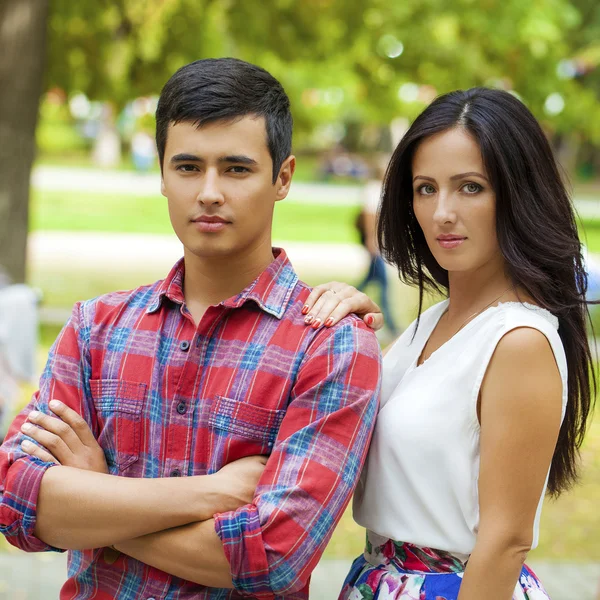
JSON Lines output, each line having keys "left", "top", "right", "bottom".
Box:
{"left": 213, "top": 455, "right": 268, "bottom": 509}
{"left": 20, "top": 400, "right": 109, "bottom": 474}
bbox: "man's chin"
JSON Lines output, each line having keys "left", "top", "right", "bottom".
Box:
{"left": 184, "top": 243, "right": 237, "bottom": 260}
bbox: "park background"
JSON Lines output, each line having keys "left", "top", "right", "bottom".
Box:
{"left": 1, "top": 0, "right": 600, "bottom": 598}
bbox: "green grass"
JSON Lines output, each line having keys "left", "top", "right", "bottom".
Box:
{"left": 30, "top": 189, "right": 360, "bottom": 243}
{"left": 35, "top": 153, "right": 362, "bottom": 185}
{"left": 580, "top": 221, "right": 600, "bottom": 254}
{"left": 31, "top": 188, "right": 600, "bottom": 252}
{"left": 323, "top": 406, "right": 600, "bottom": 561}
{"left": 19, "top": 181, "right": 600, "bottom": 561}
{"left": 9, "top": 319, "right": 600, "bottom": 562}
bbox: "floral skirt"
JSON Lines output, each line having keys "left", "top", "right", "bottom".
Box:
{"left": 339, "top": 531, "right": 550, "bottom": 600}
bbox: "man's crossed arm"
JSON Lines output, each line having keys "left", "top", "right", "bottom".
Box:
{"left": 21, "top": 400, "right": 264, "bottom": 587}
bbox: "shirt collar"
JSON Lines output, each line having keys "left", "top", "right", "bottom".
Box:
{"left": 146, "top": 248, "right": 299, "bottom": 320}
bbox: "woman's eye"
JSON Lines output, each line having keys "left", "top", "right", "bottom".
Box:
{"left": 419, "top": 184, "right": 436, "bottom": 195}
{"left": 463, "top": 182, "right": 482, "bottom": 194}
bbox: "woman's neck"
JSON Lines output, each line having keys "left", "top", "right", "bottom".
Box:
{"left": 445, "top": 264, "right": 516, "bottom": 322}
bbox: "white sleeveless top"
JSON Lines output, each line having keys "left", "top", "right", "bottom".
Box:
{"left": 353, "top": 300, "right": 568, "bottom": 560}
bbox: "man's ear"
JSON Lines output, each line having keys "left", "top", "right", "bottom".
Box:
{"left": 161, "top": 177, "right": 166, "bottom": 197}
{"left": 275, "top": 155, "right": 296, "bottom": 202}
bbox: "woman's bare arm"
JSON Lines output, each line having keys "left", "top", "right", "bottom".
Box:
{"left": 458, "top": 327, "right": 562, "bottom": 600}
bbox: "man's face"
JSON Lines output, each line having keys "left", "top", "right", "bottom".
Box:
{"left": 161, "top": 116, "right": 293, "bottom": 261}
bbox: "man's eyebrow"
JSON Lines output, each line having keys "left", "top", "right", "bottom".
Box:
{"left": 219, "top": 155, "right": 258, "bottom": 166}
{"left": 170, "top": 153, "right": 203, "bottom": 163}
{"left": 169, "top": 154, "right": 258, "bottom": 166}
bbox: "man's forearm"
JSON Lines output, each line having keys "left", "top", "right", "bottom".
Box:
{"left": 115, "top": 519, "right": 234, "bottom": 588}
{"left": 34, "top": 466, "right": 225, "bottom": 550}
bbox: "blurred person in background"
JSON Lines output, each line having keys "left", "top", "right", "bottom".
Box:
{"left": 0, "top": 266, "right": 39, "bottom": 442}
{"left": 0, "top": 58, "right": 380, "bottom": 599}
{"left": 131, "top": 113, "right": 157, "bottom": 172}
{"left": 303, "top": 88, "right": 595, "bottom": 600}
{"left": 355, "top": 157, "right": 399, "bottom": 337}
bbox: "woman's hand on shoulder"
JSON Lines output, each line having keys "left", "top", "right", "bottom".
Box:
{"left": 302, "top": 282, "right": 384, "bottom": 330}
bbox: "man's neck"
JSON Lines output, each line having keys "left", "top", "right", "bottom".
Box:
{"left": 182, "top": 243, "right": 276, "bottom": 325}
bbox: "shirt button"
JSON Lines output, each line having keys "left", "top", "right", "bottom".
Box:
{"left": 179, "top": 340, "right": 190, "bottom": 352}
{"left": 170, "top": 469, "right": 181, "bottom": 477}
{"left": 176, "top": 402, "right": 187, "bottom": 415}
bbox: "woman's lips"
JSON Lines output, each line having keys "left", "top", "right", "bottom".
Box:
{"left": 437, "top": 236, "right": 466, "bottom": 249}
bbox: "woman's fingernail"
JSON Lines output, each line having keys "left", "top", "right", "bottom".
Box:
{"left": 324, "top": 318, "right": 334, "bottom": 327}
{"left": 49, "top": 400, "right": 62, "bottom": 410}
{"left": 366, "top": 315, "right": 374, "bottom": 326}
{"left": 29, "top": 411, "right": 40, "bottom": 421}
{"left": 21, "top": 440, "right": 33, "bottom": 450}
{"left": 21, "top": 423, "right": 32, "bottom": 432}
{"left": 311, "top": 319, "right": 322, "bottom": 329}
{"left": 301, "top": 305, "right": 309, "bottom": 315}
{"left": 304, "top": 315, "right": 314, "bottom": 325}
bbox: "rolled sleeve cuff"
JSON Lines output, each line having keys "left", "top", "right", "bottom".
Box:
{"left": 214, "top": 504, "right": 275, "bottom": 597}
{"left": 0, "top": 457, "right": 63, "bottom": 553}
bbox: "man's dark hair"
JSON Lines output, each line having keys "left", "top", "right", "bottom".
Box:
{"left": 156, "top": 58, "right": 293, "bottom": 183}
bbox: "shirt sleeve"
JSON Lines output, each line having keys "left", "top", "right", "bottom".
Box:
{"left": 214, "top": 318, "right": 381, "bottom": 596}
{"left": 0, "top": 301, "right": 94, "bottom": 552}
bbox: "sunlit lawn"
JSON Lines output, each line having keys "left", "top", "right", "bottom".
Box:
{"left": 30, "top": 189, "right": 360, "bottom": 243}
{"left": 31, "top": 189, "right": 600, "bottom": 254}
{"left": 10, "top": 282, "right": 600, "bottom": 563}
{"left": 12, "top": 185, "right": 600, "bottom": 561}
{"left": 36, "top": 153, "right": 338, "bottom": 185}
{"left": 324, "top": 406, "right": 600, "bottom": 561}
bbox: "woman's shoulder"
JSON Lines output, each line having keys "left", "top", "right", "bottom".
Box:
{"left": 485, "top": 301, "right": 565, "bottom": 370}
{"left": 494, "top": 301, "right": 559, "bottom": 331}
{"left": 487, "top": 301, "right": 568, "bottom": 410}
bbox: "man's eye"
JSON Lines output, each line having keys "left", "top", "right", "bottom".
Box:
{"left": 176, "top": 164, "right": 198, "bottom": 172}
{"left": 228, "top": 166, "right": 250, "bottom": 174}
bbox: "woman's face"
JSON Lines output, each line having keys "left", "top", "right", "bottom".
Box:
{"left": 411, "top": 127, "right": 502, "bottom": 277}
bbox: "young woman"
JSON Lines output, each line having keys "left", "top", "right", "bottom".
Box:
{"left": 303, "top": 88, "right": 595, "bottom": 599}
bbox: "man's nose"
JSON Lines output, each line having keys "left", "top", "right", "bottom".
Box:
{"left": 197, "top": 170, "right": 224, "bottom": 205}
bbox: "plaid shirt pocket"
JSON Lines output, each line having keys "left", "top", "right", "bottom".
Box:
{"left": 207, "top": 395, "right": 285, "bottom": 469}
{"left": 90, "top": 379, "right": 147, "bottom": 472}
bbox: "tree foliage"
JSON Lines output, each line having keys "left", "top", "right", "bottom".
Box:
{"left": 44, "top": 0, "right": 600, "bottom": 144}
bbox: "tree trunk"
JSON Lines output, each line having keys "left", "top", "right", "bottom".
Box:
{"left": 0, "top": 0, "right": 49, "bottom": 283}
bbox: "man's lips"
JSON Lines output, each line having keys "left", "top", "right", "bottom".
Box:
{"left": 191, "top": 216, "right": 231, "bottom": 232}
{"left": 192, "top": 216, "right": 230, "bottom": 223}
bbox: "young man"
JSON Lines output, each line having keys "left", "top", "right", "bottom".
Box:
{"left": 0, "top": 58, "right": 381, "bottom": 599}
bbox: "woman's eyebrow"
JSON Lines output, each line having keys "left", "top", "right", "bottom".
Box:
{"left": 450, "top": 171, "right": 489, "bottom": 182}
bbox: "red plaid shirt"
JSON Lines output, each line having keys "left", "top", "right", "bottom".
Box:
{"left": 0, "top": 249, "right": 381, "bottom": 599}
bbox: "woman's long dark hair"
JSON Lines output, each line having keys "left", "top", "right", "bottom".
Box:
{"left": 378, "top": 87, "right": 595, "bottom": 496}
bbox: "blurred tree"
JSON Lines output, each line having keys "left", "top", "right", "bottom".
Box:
{"left": 3, "top": 0, "right": 600, "bottom": 278}
{"left": 43, "top": 0, "right": 600, "bottom": 143}
{"left": 0, "top": 0, "right": 50, "bottom": 283}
